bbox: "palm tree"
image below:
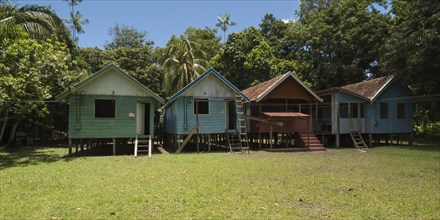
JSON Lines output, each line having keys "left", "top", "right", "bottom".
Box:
{"left": 0, "top": 4, "right": 74, "bottom": 49}
{"left": 63, "top": 0, "right": 88, "bottom": 42}
{"left": 162, "top": 35, "right": 209, "bottom": 95}
{"left": 216, "top": 12, "right": 236, "bottom": 43}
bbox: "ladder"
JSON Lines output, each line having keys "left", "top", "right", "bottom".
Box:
{"left": 226, "top": 95, "right": 249, "bottom": 153}
{"left": 350, "top": 131, "right": 368, "bottom": 149}
{"left": 134, "top": 134, "right": 152, "bottom": 157}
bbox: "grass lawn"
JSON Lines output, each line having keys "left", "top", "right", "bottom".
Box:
{"left": 1, "top": 140, "right": 439, "bottom": 219}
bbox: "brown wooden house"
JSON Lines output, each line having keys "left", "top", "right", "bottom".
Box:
{"left": 242, "top": 72, "right": 325, "bottom": 150}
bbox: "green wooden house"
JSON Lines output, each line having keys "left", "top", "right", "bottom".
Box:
{"left": 57, "top": 64, "right": 164, "bottom": 155}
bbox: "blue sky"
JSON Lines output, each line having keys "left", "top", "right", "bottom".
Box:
{"left": 18, "top": 0, "right": 300, "bottom": 48}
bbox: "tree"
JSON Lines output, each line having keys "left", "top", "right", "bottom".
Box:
{"left": 259, "top": 13, "right": 291, "bottom": 57}
{"left": 63, "top": 0, "right": 88, "bottom": 42}
{"left": 78, "top": 46, "right": 164, "bottom": 96}
{"left": 0, "top": 3, "right": 75, "bottom": 50}
{"left": 184, "top": 26, "right": 221, "bottom": 60}
{"left": 162, "top": 35, "right": 209, "bottom": 96}
{"left": 382, "top": 0, "right": 440, "bottom": 96}
{"left": 216, "top": 27, "right": 274, "bottom": 89}
{"left": 0, "top": 28, "right": 85, "bottom": 145}
{"left": 216, "top": 12, "right": 236, "bottom": 43}
{"left": 105, "top": 24, "right": 153, "bottom": 50}
{"left": 289, "top": 0, "right": 391, "bottom": 90}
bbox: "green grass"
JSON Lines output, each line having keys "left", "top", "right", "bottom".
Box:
{"left": 1, "top": 141, "right": 439, "bottom": 219}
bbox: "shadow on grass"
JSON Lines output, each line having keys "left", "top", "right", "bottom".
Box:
{"left": 0, "top": 145, "right": 74, "bottom": 170}
{"left": 372, "top": 137, "right": 440, "bottom": 153}
{"left": 0, "top": 144, "right": 140, "bottom": 170}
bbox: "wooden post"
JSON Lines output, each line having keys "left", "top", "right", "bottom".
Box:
{"left": 148, "top": 137, "right": 152, "bottom": 157}
{"left": 80, "top": 139, "right": 84, "bottom": 151}
{"left": 196, "top": 99, "right": 199, "bottom": 153}
{"left": 368, "top": 133, "right": 372, "bottom": 147}
{"left": 307, "top": 116, "right": 310, "bottom": 148}
{"left": 409, "top": 133, "right": 413, "bottom": 146}
{"left": 315, "top": 101, "right": 318, "bottom": 132}
{"left": 336, "top": 133, "right": 340, "bottom": 148}
{"left": 259, "top": 102, "right": 262, "bottom": 149}
{"left": 75, "top": 142, "right": 79, "bottom": 153}
{"left": 259, "top": 130, "right": 262, "bottom": 149}
{"left": 208, "top": 134, "right": 211, "bottom": 152}
{"left": 112, "top": 138, "right": 116, "bottom": 156}
{"left": 68, "top": 139, "right": 72, "bottom": 155}
{"left": 269, "top": 125, "right": 273, "bottom": 149}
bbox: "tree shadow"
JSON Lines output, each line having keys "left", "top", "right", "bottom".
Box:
{"left": 0, "top": 145, "right": 73, "bottom": 170}
{"left": 370, "top": 137, "right": 440, "bottom": 153}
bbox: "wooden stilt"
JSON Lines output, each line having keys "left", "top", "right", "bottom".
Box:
{"left": 259, "top": 131, "right": 262, "bottom": 149}
{"left": 112, "top": 138, "right": 116, "bottom": 156}
{"left": 269, "top": 126, "right": 273, "bottom": 149}
{"left": 409, "top": 133, "right": 413, "bottom": 146}
{"left": 208, "top": 134, "right": 211, "bottom": 152}
{"left": 68, "top": 139, "right": 72, "bottom": 155}
{"left": 336, "top": 133, "right": 340, "bottom": 148}
{"left": 368, "top": 133, "right": 372, "bottom": 147}
{"left": 75, "top": 143, "right": 79, "bottom": 153}
{"left": 307, "top": 117, "right": 310, "bottom": 148}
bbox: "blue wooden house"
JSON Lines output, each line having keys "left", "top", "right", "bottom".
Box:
{"left": 162, "top": 68, "right": 249, "bottom": 152}
{"left": 315, "top": 75, "right": 413, "bottom": 147}
{"left": 57, "top": 64, "right": 164, "bottom": 155}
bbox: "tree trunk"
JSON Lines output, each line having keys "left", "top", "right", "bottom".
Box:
{"left": 0, "top": 115, "right": 8, "bottom": 144}
{"left": 7, "top": 120, "right": 19, "bottom": 147}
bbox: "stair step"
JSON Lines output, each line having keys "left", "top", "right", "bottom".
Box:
{"left": 137, "top": 150, "right": 150, "bottom": 153}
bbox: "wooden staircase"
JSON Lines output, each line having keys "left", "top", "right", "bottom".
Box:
{"left": 295, "top": 132, "right": 326, "bottom": 151}
{"left": 134, "top": 134, "right": 152, "bottom": 157}
{"left": 226, "top": 95, "right": 249, "bottom": 153}
{"left": 350, "top": 131, "right": 368, "bottom": 149}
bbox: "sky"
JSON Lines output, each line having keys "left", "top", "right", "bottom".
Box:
{"left": 17, "top": 0, "right": 301, "bottom": 48}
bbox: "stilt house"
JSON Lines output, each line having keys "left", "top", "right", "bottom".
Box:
{"left": 315, "top": 75, "right": 413, "bottom": 147}
{"left": 242, "top": 72, "right": 325, "bottom": 150}
{"left": 162, "top": 68, "right": 250, "bottom": 153}
{"left": 56, "top": 64, "right": 164, "bottom": 155}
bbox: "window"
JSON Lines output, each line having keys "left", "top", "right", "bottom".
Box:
{"left": 300, "top": 105, "right": 310, "bottom": 114}
{"left": 397, "top": 103, "right": 405, "bottom": 119}
{"left": 95, "top": 99, "right": 115, "bottom": 118}
{"left": 350, "top": 103, "right": 358, "bottom": 118}
{"left": 340, "top": 103, "right": 349, "bottom": 118}
{"left": 350, "top": 103, "right": 365, "bottom": 118}
{"left": 194, "top": 99, "right": 209, "bottom": 114}
{"left": 380, "top": 103, "right": 388, "bottom": 119}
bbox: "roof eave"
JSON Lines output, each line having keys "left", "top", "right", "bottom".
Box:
{"left": 255, "top": 72, "right": 323, "bottom": 103}
{"left": 163, "top": 68, "right": 249, "bottom": 109}
{"left": 369, "top": 75, "right": 395, "bottom": 103}
{"left": 56, "top": 64, "right": 164, "bottom": 104}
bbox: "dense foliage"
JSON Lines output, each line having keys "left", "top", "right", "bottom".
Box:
{"left": 1, "top": 0, "right": 439, "bottom": 144}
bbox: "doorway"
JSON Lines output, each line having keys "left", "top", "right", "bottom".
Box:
{"left": 136, "top": 103, "right": 151, "bottom": 135}
{"left": 228, "top": 101, "right": 237, "bottom": 130}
